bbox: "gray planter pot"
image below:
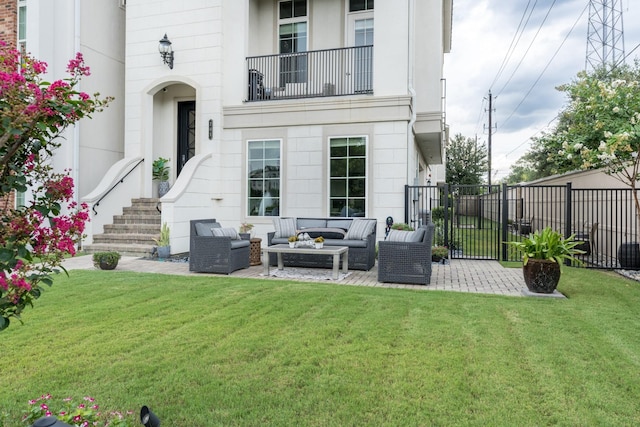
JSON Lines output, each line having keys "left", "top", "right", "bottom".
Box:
{"left": 158, "top": 181, "right": 170, "bottom": 198}
{"left": 157, "top": 245, "right": 171, "bottom": 259}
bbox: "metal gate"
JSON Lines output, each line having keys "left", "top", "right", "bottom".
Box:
{"left": 405, "top": 184, "right": 502, "bottom": 260}
{"left": 405, "top": 183, "right": 640, "bottom": 269}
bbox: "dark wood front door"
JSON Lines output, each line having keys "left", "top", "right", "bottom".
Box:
{"left": 177, "top": 101, "right": 196, "bottom": 176}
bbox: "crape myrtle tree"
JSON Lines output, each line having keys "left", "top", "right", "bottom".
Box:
{"left": 446, "top": 133, "right": 488, "bottom": 189}
{"left": 505, "top": 64, "right": 640, "bottom": 184}
{"left": 0, "top": 43, "right": 111, "bottom": 331}
{"left": 555, "top": 62, "right": 640, "bottom": 217}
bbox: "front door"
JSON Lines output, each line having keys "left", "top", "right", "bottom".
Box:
{"left": 177, "top": 101, "right": 195, "bottom": 176}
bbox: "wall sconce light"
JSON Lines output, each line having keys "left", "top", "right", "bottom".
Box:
{"left": 208, "top": 119, "right": 213, "bottom": 140}
{"left": 140, "top": 406, "right": 161, "bottom": 427}
{"left": 158, "top": 34, "right": 174, "bottom": 69}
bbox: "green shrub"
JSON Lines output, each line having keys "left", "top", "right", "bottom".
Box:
{"left": 391, "top": 223, "right": 414, "bottom": 231}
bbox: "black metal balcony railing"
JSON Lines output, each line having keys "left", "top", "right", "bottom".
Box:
{"left": 246, "top": 45, "right": 373, "bottom": 102}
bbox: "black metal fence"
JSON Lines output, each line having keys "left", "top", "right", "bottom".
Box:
{"left": 246, "top": 45, "right": 373, "bottom": 101}
{"left": 405, "top": 183, "right": 640, "bottom": 269}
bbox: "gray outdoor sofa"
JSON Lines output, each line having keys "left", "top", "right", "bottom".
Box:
{"left": 189, "top": 219, "right": 250, "bottom": 274}
{"left": 377, "top": 222, "right": 435, "bottom": 285}
{"left": 267, "top": 217, "right": 377, "bottom": 271}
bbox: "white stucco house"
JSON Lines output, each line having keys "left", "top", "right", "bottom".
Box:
{"left": 25, "top": 0, "right": 452, "bottom": 256}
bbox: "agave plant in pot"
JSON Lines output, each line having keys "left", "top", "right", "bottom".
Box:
{"left": 507, "top": 227, "right": 585, "bottom": 294}
{"left": 154, "top": 222, "right": 171, "bottom": 259}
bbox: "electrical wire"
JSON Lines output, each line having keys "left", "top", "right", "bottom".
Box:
{"left": 505, "top": 114, "right": 560, "bottom": 157}
{"left": 489, "top": 0, "right": 536, "bottom": 90}
{"left": 499, "top": 2, "right": 588, "bottom": 132}
{"left": 496, "top": 0, "right": 558, "bottom": 98}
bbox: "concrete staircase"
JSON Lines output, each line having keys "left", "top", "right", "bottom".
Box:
{"left": 83, "top": 198, "right": 161, "bottom": 257}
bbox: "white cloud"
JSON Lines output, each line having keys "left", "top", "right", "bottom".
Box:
{"left": 444, "top": 0, "right": 640, "bottom": 181}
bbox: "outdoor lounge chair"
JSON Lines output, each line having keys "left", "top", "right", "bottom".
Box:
{"left": 377, "top": 222, "right": 435, "bottom": 285}
{"left": 189, "top": 219, "right": 250, "bottom": 274}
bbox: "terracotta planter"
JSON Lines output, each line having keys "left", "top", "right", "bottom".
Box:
{"left": 523, "top": 259, "right": 561, "bottom": 293}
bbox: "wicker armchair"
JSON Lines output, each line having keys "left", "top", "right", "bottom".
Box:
{"left": 377, "top": 223, "right": 435, "bottom": 285}
{"left": 189, "top": 219, "right": 250, "bottom": 274}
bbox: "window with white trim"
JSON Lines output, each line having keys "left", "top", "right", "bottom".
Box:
{"left": 350, "top": 0, "right": 374, "bottom": 12}
{"left": 329, "top": 137, "right": 367, "bottom": 217}
{"left": 248, "top": 140, "right": 281, "bottom": 216}
{"left": 279, "top": 0, "right": 307, "bottom": 85}
{"left": 18, "top": 0, "right": 26, "bottom": 52}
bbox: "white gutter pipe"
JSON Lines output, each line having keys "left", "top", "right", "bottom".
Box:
{"left": 407, "top": 0, "right": 417, "bottom": 185}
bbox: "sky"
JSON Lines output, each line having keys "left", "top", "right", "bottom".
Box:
{"left": 444, "top": 0, "right": 640, "bottom": 182}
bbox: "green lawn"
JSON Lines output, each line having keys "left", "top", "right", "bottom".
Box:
{"left": 2, "top": 268, "right": 640, "bottom": 426}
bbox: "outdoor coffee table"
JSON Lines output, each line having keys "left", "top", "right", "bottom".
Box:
{"left": 262, "top": 244, "right": 349, "bottom": 280}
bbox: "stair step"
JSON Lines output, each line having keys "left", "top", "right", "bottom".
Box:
{"left": 104, "top": 224, "right": 161, "bottom": 234}
{"left": 113, "top": 215, "right": 162, "bottom": 225}
{"left": 83, "top": 243, "right": 155, "bottom": 258}
{"left": 90, "top": 198, "right": 167, "bottom": 257}
{"left": 94, "top": 233, "right": 159, "bottom": 245}
{"left": 122, "top": 206, "right": 161, "bottom": 215}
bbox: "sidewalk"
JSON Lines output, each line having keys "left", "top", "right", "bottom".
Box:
{"left": 62, "top": 255, "right": 534, "bottom": 297}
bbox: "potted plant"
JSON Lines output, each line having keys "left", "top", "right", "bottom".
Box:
{"left": 507, "top": 227, "right": 585, "bottom": 294}
{"left": 92, "top": 251, "right": 121, "bottom": 270}
{"left": 288, "top": 235, "right": 297, "bottom": 248}
{"left": 239, "top": 222, "right": 254, "bottom": 240}
{"left": 432, "top": 246, "right": 449, "bottom": 263}
{"left": 314, "top": 236, "right": 325, "bottom": 249}
{"left": 152, "top": 157, "right": 170, "bottom": 197}
{"left": 154, "top": 222, "right": 171, "bottom": 258}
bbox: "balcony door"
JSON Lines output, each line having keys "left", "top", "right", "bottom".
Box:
{"left": 279, "top": 0, "right": 308, "bottom": 88}
{"left": 349, "top": 16, "right": 373, "bottom": 93}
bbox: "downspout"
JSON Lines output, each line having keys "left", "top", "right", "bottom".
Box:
{"left": 407, "top": 0, "right": 416, "bottom": 185}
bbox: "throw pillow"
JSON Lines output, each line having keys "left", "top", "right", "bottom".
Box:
{"left": 298, "top": 227, "right": 346, "bottom": 240}
{"left": 273, "top": 217, "right": 297, "bottom": 238}
{"left": 345, "top": 219, "right": 376, "bottom": 240}
{"left": 195, "top": 222, "right": 216, "bottom": 236}
{"left": 386, "top": 228, "right": 425, "bottom": 242}
{"left": 212, "top": 227, "right": 240, "bottom": 240}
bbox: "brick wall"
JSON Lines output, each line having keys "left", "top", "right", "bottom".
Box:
{"left": 0, "top": 0, "right": 17, "bottom": 43}
{"left": 0, "top": 0, "right": 17, "bottom": 210}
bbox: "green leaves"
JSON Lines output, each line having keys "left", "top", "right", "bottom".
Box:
{"left": 507, "top": 227, "right": 585, "bottom": 267}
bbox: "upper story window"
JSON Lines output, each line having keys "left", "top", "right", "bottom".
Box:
{"left": 279, "top": 0, "right": 306, "bottom": 19}
{"left": 279, "top": 0, "right": 307, "bottom": 85}
{"left": 350, "top": 0, "right": 374, "bottom": 12}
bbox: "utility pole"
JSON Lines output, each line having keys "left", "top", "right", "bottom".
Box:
{"left": 485, "top": 91, "right": 495, "bottom": 187}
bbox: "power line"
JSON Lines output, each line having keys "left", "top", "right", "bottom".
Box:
{"left": 499, "top": 3, "right": 588, "bottom": 131}
{"left": 496, "top": 0, "right": 558, "bottom": 98}
{"left": 473, "top": 97, "right": 488, "bottom": 136}
{"left": 489, "top": 0, "right": 536, "bottom": 90}
{"left": 505, "top": 114, "right": 560, "bottom": 157}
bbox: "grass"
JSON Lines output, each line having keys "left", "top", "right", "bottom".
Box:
{"left": 443, "top": 215, "right": 529, "bottom": 259}
{"left": 2, "top": 268, "right": 640, "bottom": 425}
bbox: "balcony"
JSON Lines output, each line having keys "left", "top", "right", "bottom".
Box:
{"left": 246, "top": 45, "right": 373, "bottom": 102}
